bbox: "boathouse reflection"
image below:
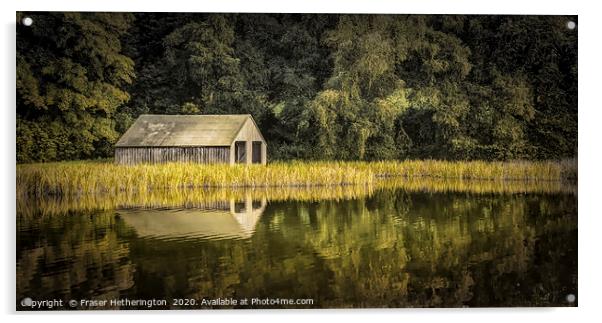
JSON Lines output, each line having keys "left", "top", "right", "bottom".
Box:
{"left": 118, "top": 196, "right": 267, "bottom": 240}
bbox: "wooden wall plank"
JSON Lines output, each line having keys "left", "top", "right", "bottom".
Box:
{"left": 115, "top": 147, "right": 230, "bottom": 165}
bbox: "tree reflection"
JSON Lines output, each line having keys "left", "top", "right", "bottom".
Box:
{"left": 17, "top": 189, "right": 577, "bottom": 308}
{"left": 17, "top": 211, "right": 135, "bottom": 309}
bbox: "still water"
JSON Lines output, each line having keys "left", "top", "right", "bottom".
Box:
{"left": 16, "top": 184, "right": 577, "bottom": 309}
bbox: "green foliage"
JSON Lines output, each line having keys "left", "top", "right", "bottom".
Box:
{"left": 16, "top": 12, "right": 134, "bottom": 162}
{"left": 16, "top": 13, "right": 577, "bottom": 163}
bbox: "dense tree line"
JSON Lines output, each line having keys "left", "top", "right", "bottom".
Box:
{"left": 16, "top": 12, "right": 577, "bottom": 163}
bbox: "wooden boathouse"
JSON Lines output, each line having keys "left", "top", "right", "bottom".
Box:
{"left": 114, "top": 114, "right": 267, "bottom": 165}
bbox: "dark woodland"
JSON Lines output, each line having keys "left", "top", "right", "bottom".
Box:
{"left": 16, "top": 13, "right": 577, "bottom": 163}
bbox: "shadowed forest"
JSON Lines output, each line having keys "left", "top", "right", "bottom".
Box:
{"left": 16, "top": 13, "right": 577, "bottom": 163}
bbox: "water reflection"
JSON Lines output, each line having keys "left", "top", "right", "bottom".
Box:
{"left": 16, "top": 184, "right": 577, "bottom": 309}
{"left": 17, "top": 211, "right": 135, "bottom": 309}
{"left": 16, "top": 178, "right": 576, "bottom": 217}
{"left": 118, "top": 197, "right": 266, "bottom": 240}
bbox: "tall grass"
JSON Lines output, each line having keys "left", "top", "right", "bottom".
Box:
{"left": 16, "top": 159, "right": 577, "bottom": 197}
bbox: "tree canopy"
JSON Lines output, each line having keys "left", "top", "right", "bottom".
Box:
{"left": 16, "top": 13, "right": 577, "bottom": 163}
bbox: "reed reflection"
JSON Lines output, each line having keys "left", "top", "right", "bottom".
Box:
{"left": 16, "top": 184, "right": 577, "bottom": 308}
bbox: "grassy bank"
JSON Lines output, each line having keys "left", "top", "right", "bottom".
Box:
{"left": 16, "top": 159, "right": 577, "bottom": 196}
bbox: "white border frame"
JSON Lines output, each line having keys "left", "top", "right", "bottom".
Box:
{"left": 3, "top": 1, "right": 600, "bottom": 322}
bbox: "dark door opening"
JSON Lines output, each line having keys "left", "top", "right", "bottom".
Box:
{"left": 234, "top": 201, "right": 246, "bottom": 213}
{"left": 252, "top": 141, "right": 262, "bottom": 164}
{"left": 235, "top": 141, "right": 246, "bottom": 163}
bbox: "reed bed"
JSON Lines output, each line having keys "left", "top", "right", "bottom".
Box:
{"left": 366, "top": 159, "right": 577, "bottom": 180}
{"left": 16, "top": 159, "right": 576, "bottom": 197}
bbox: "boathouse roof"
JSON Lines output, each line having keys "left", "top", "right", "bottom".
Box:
{"left": 115, "top": 114, "right": 261, "bottom": 147}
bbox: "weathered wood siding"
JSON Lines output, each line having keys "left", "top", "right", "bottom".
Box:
{"left": 115, "top": 146, "right": 230, "bottom": 165}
